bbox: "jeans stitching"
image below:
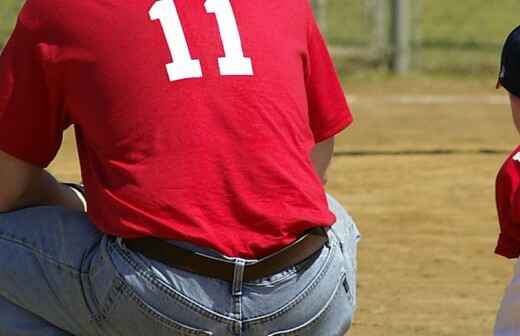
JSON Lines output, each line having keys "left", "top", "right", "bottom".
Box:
{"left": 119, "top": 284, "right": 213, "bottom": 336}
{"left": 244, "top": 242, "right": 338, "bottom": 325}
{"left": 343, "top": 277, "right": 354, "bottom": 305}
{"left": 266, "top": 273, "right": 349, "bottom": 336}
{"left": 330, "top": 226, "right": 344, "bottom": 252}
{"left": 105, "top": 239, "right": 338, "bottom": 328}
{"left": 80, "top": 272, "right": 98, "bottom": 321}
{"left": 87, "top": 250, "right": 104, "bottom": 278}
{"left": 91, "top": 277, "right": 125, "bottom": 323}
{"left": 109, "top": 242, "right": 234, "bottom": 324}
{"left": 80, "top": 239, "right": 106, "bottom": 321}
{"left": 0, "top": 232, "right": 82, "bottom": 276}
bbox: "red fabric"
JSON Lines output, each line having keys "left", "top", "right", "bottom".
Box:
{"left": 0, "top": 0, "right": 352, "bottom": 258}
{"left": 495, "top": 145, "right": 520, "bottom": 258}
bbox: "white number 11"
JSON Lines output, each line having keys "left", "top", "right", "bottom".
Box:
{"left": 149, "top": 0, "right": 254, "bottom": 82}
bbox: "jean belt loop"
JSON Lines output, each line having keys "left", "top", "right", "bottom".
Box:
{"left": 232, "top": 258, "right": 246, "bottom": 297}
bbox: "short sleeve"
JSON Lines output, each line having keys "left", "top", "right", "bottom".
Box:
{"left": 305, "top": 14, "right": 352, "bottom": 143}
{"left": 0, "top": 3, "right": 69, "bottom": 168}
{"left": 495, "top": 149, "right": 520, "bottom": 258}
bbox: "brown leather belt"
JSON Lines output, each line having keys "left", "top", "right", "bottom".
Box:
{"left": 122, "top": 227, "right": 329, "bottom": 282}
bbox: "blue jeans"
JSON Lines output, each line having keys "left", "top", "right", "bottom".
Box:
{"left": 0, "top": 194, "right": 360, "bottom": 336}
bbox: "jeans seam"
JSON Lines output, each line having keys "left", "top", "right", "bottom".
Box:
{"left": 91, "top": 277, "right": 126, "bottom": 323}
{"left": 0, "top": 232, "right": 83, "bottom": 276}
{"left": 79, "top": 239, "right": 109, "bottom": 330}
{"left": 244, "top": 242, "right": 338, "bottom": 325}
{"left": 343, "top": 276, "right": 354, "bottom": 306}
{"left": 119, "top": 283, "right": 213, "bottom": 336}
{"left": 266, "top": 273, "right": 349, "bottom": 336}
{"left": 330, "top": 226, "right": 344, "bottom": 252}
{"left": 80, "top": 273, "right": 98, "bottom": 323}
{"left": 109, "top": 242, "right": 234, "bottom": 324}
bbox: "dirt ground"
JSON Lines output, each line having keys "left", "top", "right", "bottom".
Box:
{"left": 329, "top": 154, "right": 510, "bottom": 336}
{"left": 331, "top": 78, "right": 515, "bottom": 336}
{"left": 47, "top": 78, "right": 515, "bottom": 336}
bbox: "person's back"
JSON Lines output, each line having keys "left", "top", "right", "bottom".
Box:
{"left": 1, "top": 0, "right": 350, "bottom": 258}
{"left": 0, "top": 1, "right": 359, "bottom": 335}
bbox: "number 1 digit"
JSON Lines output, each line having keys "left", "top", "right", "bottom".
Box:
{"left": 149, "top": 0, "right": 203, "bottom": 81}
{"left": 205, "top": 0, "right": 253, "bottom": 76}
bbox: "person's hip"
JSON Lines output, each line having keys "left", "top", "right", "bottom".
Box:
{"left": 86, "top": 203, "right": 359, "bottom": 336}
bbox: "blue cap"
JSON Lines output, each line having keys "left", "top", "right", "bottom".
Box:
{"left": 498, "top": 25, "right": 520, "bottom": 97}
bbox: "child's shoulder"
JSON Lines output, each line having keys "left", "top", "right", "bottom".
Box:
{"left": 497, "top": 145, "right": 520, "bottom": 190}
{"left": 504, "top": 145, "right": 520, "bottom": 168}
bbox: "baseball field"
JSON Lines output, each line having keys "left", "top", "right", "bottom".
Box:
{"left": 45, "top": 78, "right": 515, "bottom": 336}
{"left": 2, "top": 1, "right": 519, "bottom": 335}
{"left": 327, "top": 79, "right": 515, "bottom": 336}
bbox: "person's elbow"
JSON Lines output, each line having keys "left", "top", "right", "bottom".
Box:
{"left": 0, "top": 178, "right": 27, "bottom": 213}
{"left": 0, "top": 193, "right": 20, "bottom": 213}
{"left": 311, "top": 137, "right": 335, "bottom": 184}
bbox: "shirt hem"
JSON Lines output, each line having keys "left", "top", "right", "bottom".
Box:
{"left": 495, "top": 233, "right": 520, "bottom": 259}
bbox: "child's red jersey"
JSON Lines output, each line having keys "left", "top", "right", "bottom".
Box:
{"left": 496, "top": 145, "right": 520, "bottom": 258}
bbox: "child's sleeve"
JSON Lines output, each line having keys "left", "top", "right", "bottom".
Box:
{"left": 495, "top": 150, "right": 520, "bottom": 258}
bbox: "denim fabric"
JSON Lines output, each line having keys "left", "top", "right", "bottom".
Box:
{"left": 0, "top": 194, "right": 360, "bottom": 336}
{"left": 494, "top": 259, "right": 520, "bottom": 336}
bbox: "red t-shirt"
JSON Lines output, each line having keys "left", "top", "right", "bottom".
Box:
{"left": 496, "top": 145, "right": 520, "bottom": 258}
{"left": 0, "top": 0, "right": 352, "bottom": 258}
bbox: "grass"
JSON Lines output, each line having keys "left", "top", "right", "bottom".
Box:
{"left": 325, "top": 0, "right": 520, "bottom": 46}
{"left": 2, "top": 1, "right": 519, "bottom": 76}
{"left": 3, "top": 1, "right": 519, "bottom": 45}
{"left": 323, "top": 0, "right": 520, "bottom": 77}
{"left": 0, "top": 0, "right": 22, "bottom": 47}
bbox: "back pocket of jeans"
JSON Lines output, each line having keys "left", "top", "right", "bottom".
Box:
{"left": 95, "top": 278, "right": 213, "bottom": 336}
{"left": 267, "top": 273, "right": 353, "bottom": 336}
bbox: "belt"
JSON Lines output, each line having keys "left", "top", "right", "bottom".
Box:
{"left": 122, "top": 227, "right": 329, "bottom": 282}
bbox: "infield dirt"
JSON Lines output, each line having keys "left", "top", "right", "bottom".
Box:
{"left": 48, "top": 78, "right": 514, "bottom": 336}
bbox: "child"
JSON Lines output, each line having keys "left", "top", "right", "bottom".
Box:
{"left": 494, "top": 25, "right": 520, "bottom": 336}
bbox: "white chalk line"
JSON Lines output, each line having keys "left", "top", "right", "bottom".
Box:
{"left": 346, "top": 94, "right": 508, "bottom": 105}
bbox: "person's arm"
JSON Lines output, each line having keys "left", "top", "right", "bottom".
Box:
{"left": 0, "top": 4, "right": 85, "bottom": 213}
{"left": 311, "top": 137, "right": 335, "bottom": 185}
{"left": 304, "top": 9, "right": 351, "bottom": 182}
{"left": 0, "top": 150, "right": 85, "bottom": 213}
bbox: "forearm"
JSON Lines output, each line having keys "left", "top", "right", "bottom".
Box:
{"left": 311, "top": 137, "right": 335, "bottom": 185}
{"left": 4, "top": 170, "right": 85, "bottom": 212}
